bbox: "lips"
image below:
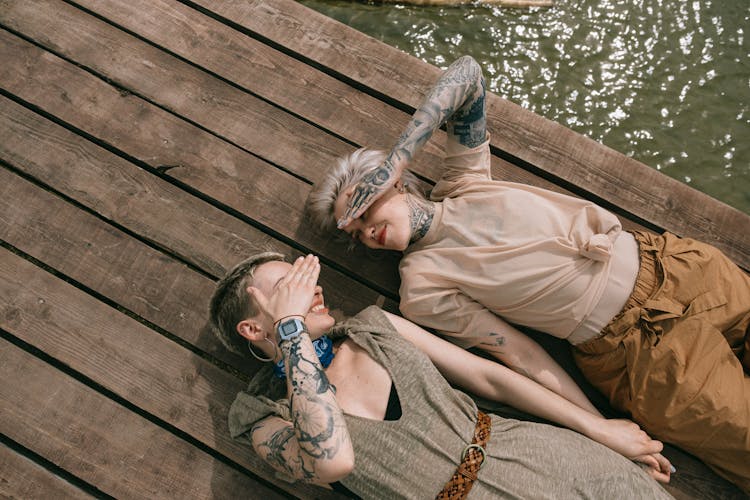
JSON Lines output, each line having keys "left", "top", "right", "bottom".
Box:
{"left": 309, "top": 300, "right": 329, "bottom": 315}
{"left": 377, "top": 225, "right": 387, "bottom": 246}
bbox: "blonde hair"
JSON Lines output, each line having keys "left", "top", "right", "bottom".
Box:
{"left": 208, "top": 252, "right": 286, "bottom": 355}
{"left": 306, "top": 148, "right": 423, "bottom": 232}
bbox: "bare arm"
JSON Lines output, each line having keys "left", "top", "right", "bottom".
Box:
{"left": 474, "top": 317, "right": 603, "bottom": 417}
{"left": 403, "top": 285, "right": 603, "bottom": 417}
{"left": 383, "top": 311, "right": 672, "bottom": 483}
{"left": 338, "top": 55, "right": 486, "bottom": 227}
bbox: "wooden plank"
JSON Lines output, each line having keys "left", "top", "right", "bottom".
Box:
{"left": 0, "top": 247, "right": 340, "bottom": 499}
{"left": 194, "top": 0, "right": 750, "bottom": 269}
{"left": 64, "top": 0, "right": 523, "bottom": 186}
{"left": 0, "top": 0, "right": 346, "bottom": 185}
{"left": 0, "top": 339, "right": 287, "bottom": 500}
{"left": 71, "top": 0, "right": 435, "bottom": 171}
{"left": 0, "top": 166, "right": 250, "bottom": 376}
{"left": 0, "top": 100, "right": 398, "bottom": 363}
{"left": 66, "top": 0, "right": 649, "bottom": 234}
{"left": 0, "top": 443, "right": 95, "bottom": 500}
{"left": 0, "top": 25, "right": 402, "bottom": 296}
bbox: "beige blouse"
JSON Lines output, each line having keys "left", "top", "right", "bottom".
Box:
{"left": 399, "top": 136, "right": 638, "bottom": 347}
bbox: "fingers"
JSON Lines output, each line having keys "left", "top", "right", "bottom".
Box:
{"left": 633, "top": 454, "right": 659, "bottom": 470}
{"left": 337, "top": 185, "right": 378, "bottom": 228}
{"left": 282, "top": 255, "right": 315, "bottom": 279}
{"left": 653, "top": 452, "right": 675, "bottom": 474}
{"left": 633, "top": 453, "right": 673, "bottom": 484}
{"left": 296, "top": 254, "right": 320, "bottom": 281}
{"left": 643, "top": 466, "right": 671, "bottom": 484}
{"left": 337, "top": 206, "right": 362, "bottom": 229}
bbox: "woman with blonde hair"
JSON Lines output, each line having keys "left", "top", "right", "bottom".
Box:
{"left": 307, "top": 55, "right": 750, "bottom": 492}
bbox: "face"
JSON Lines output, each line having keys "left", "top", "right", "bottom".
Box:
{"left": 250, "top": 260, "right": 336, "bottom": 339}
{"left": 333, "top": 184, "right": 412, "bottom": 251}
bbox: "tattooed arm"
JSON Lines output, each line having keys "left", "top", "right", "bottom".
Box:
{"left": 250, "top": 331, "right": 353, "bottom": 484}
{"left": 338, "top": 55, "right": 487, "bottom": 228}
{"left": 246, "top": 255, "right": 353, "bottom": 484}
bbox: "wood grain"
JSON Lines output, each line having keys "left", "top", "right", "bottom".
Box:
{"left": 0, "top": 24, "right": 403, "bottom": 295}
{"left": 68, "top": 0, "right": 651, "bottom": 234}
{"left": 0, "top": 339, "right": 287, "bottom": 500}
{"left": 0, "top": 443, "right": 94, "bottom": 500}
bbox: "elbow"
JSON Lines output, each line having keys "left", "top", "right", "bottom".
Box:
{"left": 317, "top": 450, "right": 355, "bottom": 483}
{"left": 457, "top": 54, "right": 479, "bottom": 69}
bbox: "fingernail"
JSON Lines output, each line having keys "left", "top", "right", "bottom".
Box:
{"left": 670, "top": 465, "right": 676, "bottom": 473}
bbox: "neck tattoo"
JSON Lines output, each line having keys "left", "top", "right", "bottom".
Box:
{"left": 406, "top": 194, "right": 435, "bottom": 244}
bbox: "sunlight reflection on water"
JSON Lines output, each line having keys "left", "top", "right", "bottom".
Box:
{"left": 301, "top": 0, "right": 750, "bottom": 213}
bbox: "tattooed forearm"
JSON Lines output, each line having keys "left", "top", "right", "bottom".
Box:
{"left": 253, "top": 423, "right": 313, "bottom": 480}
{"left": 281, "top": 333, "right": 350, "bottom": 463}
{"left": 252, "top": 332, "right": 351, "bottom": 483}
{"left": 340, "top": 57, "right": 486, "bottom": 226}
{"left": 386, "top": 56, "right": 485, "bottom": 169}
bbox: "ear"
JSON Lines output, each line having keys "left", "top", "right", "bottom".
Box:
{"left": 236, "top": 317, "right": 265, "bottom": 342}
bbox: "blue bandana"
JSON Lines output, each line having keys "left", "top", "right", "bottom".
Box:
{"left": 272, "top": 335, "right": 335, "bottom": 379}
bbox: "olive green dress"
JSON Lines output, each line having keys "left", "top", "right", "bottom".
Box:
{"left": 229, "top": 306, "right": 672, "bottom": 499}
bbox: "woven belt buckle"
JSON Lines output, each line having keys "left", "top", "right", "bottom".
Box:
{"left": 461, "top": 443, "right": 487, "bottom": 470}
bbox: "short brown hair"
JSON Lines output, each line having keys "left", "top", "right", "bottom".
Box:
{"left": 208, "top": 252, "right": 286, "bottom": 355}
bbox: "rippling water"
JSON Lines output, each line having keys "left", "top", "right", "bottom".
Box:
{"left": 300, "top": 0, "right": 750, "bottom": 214}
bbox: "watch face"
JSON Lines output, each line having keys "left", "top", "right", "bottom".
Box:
{"left": 280, "top": 321, "right": 298, "bottom": 336}
{"left": 278, "top": 318, "right": 304, "bottom": 341}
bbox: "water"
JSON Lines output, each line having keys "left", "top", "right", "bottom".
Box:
{"left": 300, "top": 0, "right": 750, "bottom": 214}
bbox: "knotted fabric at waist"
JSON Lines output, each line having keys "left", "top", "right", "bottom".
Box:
{"left": 574, "top": 231, "right": 670, "bottom": 354}
{"left": 568, "top": 231, "right": 640, "bottom": 345}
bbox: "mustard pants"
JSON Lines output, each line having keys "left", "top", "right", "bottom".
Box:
{"left": 573, "top": 231, "right": 750, "bottom": 492}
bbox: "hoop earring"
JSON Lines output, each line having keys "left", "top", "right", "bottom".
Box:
{"left": 247, "top": 337, "right": 278, "bottom": 363}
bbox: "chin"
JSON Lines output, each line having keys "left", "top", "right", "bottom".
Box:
{"left": 305, "top": 312, "right": 336, "bottom": 339}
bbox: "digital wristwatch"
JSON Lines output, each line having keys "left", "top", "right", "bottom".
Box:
{"left": 277, "top": 317, "right": 306, "bottom": 343}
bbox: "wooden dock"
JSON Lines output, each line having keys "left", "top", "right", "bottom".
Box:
{"left": 1, "top": 1, "right": 748, "bottom": 498}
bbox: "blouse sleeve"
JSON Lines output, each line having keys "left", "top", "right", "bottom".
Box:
{"left": 431, "top": 134, "right": 492, "bottom": 201}
{"left": 399, "top": 276, "right": 508, "bottom": 349}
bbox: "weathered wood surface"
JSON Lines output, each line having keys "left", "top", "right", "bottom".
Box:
{"left": 0, "top": 442, "right": 95, "bottom": 500}
{"left": 0, "top": 0, "right": 747, "bottom": 498}
{"left": 0, "top": 339, "right": 286, "bottom": 500}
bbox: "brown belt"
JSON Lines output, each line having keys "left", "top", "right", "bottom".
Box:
{"left": 436, "top": 411, "right": 492, "bottom": 500}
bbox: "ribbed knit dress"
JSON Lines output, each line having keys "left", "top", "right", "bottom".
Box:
{"left": 229, "top": 306, "right": 672, "bottom": 499}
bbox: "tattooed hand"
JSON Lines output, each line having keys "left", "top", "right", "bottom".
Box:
{"left": 337, "top": 158, "right": 396, "bottom": 229}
